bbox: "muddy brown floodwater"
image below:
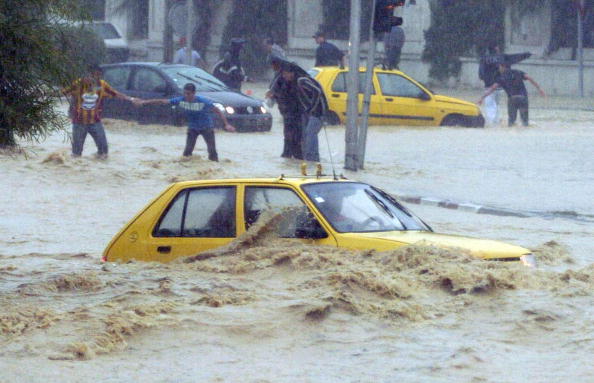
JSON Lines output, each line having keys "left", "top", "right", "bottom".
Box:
{"left": 1, "top": 84, "right": 594, "bottom": 382}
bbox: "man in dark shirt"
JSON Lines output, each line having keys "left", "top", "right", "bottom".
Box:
{"left": 279, "top": 60, "right": 328, "bottom": 162}
{"left": 478, "top": 44, "right": 531, "bottom": 125}
{"left": 213, "top": 38, "right": 247, "bottom": 91}
{"left": 266, "top": 56, "right": 304, "bottom": 159}
{"left": 313, "top": 31, "right": 345, "bottom": 67}
{"left": 478, "top": 63, "right": 545, "bottom": 127}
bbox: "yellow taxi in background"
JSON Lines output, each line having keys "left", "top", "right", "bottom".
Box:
{"left": 103, "top": 176, "right": 534, "bottom": 266}
{"left": 309, "top": 67, "right": 484, "bottom": 127}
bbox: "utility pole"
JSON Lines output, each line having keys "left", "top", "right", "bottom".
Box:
{"left": 577, "top": 0, "right": 585, "bottom": 97}
{"left": 345, "top": 0, "right": 362, "bottom": 171}
{"left": 185, "top": 0, "right": 195, "bottom": 66}
{"left": 358, "top": 0, "right": 378, "bottom": 170}
{"left": 163, "top": 0, "right": 174, "bottom": 63}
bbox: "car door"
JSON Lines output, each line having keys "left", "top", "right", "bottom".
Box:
{"left": 376, "top": 72, "right": 440, "bottom": 126}
{"left": 102, "top": 65, "right": 132, "bottom": 120}
{"left": 129, "top": 66, "right": 175, "bottom": 124}
{"left": 243, "top": 185, "right": 337, "bottom": 247}
{"left": 326, "top": 70, "right": 384, "bottom": 125}
{"left": 147, "top": 186, "right": 238, "bottom": 262}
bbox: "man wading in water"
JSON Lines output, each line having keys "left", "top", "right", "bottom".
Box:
{"left": 478, "top": 63, "right": 545, "bottom": 127}
{"left": 137, "top": 83, "right": 235, "bottom": 161}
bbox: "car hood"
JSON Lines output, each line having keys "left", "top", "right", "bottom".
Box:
{"left": 200, "top": 91, "right": 264, "bottom": 108}
{"left": 433, "top": 94, "right": 478, "bottom": 108}
{"left": 348, "top": 231, "right": 530, "bottom": 259}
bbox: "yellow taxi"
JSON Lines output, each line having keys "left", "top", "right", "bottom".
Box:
{"left": 309, "top": 67, "right": 484, "bottom": 127}
{"left": 103, "top": 176, "right": 535, "bottom": 266}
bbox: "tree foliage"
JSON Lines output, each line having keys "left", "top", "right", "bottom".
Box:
{"left": 322, "top": 0, "right": 373, "bottom": 41}
{"left": 0, "top": 0, "right": 105, "bottom": 147}
{"left": 422, "top": 0, "right": 505, "bottom": 82}
{"left": 220, "top": 0, "right": 288, "bottom": 77}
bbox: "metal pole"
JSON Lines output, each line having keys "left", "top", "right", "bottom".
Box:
{"left": 345, "top": 0, "right": 362, "bottom": 171}
{"left": 186, "top": 0, "right": 195, "bottom": 66}
{"left": 163, "top": 0, "right": 174, "bottom": 63}
{"left": 358, "top": 0, "right": 378, "bottom": 170}
{"left": 577, "top": 0, "right": 584, "bottom": 98}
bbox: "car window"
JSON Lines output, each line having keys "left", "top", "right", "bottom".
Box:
{"left": 331, "top": 71, "right": 375, "bottom": 94}
{"left": 103, "top": 66, "right": 131, "bottom": 90}
{"left": 302, "top": 182, "right": 430, "bottom": 233}
{"left": 154, "top": 190, "right": 187, "bottom": 237}
{"left": 377, "top": 73, "right": 424, "bottom": 98}
{"left": 131, "top": 68, "right": 167, "bottom": 93}
{"left": 244, "top": 186, "right": 325, "bottom": 238}
{"left": 154, "top": 187, "right": 236, "bottom": 238}
{"left": 307, "top": 69, "right": 320, "bottom": 78}
{"left": 162, "top": 66, "right": 227, "bottom": 92}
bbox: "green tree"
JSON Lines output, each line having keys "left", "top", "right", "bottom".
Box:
{"left": 422, "top": 0, "right": 505, "bottom": 82}
{"left": 0, "top": 0, "right": 104, "bottom": 148}
{"left": 221, "top": 0, "right": 288, "bottom": 77}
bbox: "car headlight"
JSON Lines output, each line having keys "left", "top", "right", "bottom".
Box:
{"left": 213, "top": 103, "right": 225, "bottom": 112}
{"left": 260, "top": 106, "right": 267, "bottom": 114}
{"left": 225, "top": 106, "right": 235, "bottom": 114}
{"left": 520, "top": 253, "right": 537, "bottom": 268}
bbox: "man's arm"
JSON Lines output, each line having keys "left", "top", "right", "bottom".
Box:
{"left": 137, "top": 98, "right": 170, "bottom": 106}
{"left": 524, "top": 75, "right": 546, "bottom": 97}
{"left": 103, "top": 82, "right": 136, "bottom": 103}
{"left": 477, "top": 83, "right": 500, "bottom": 105}
{"left": 212, "top": 108, "right": 236, "bottom": 132}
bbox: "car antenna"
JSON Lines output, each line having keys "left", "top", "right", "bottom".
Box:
{"left": 322, "top": 124, "right": 338, "bottom": 180}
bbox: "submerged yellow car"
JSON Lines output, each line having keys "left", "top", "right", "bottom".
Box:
{"left": 309, "top": 67, "right": 484, "bottom": 127}
{"left": 103, "top": 177, "right": 535, "bottom": 266}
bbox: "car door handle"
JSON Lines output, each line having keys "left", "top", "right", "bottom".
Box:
{"left": 157, "top": 246, "right": 171, "bottom": 254}
{"left": 331, "top": 94, "right": 340, "bottom": 98}
{"left": 385, "top": 98, "right": 394, "bottom": 102}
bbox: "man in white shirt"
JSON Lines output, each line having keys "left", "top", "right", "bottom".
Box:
{"left": 174, "top": 37, "right": 206, "bottom": 69}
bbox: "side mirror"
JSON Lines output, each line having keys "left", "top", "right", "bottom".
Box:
{"left": 418, "top": 92, "right": 431, "bottom": 101}
{"left": 295, "top": 217, "right": 328, "bottom": 239}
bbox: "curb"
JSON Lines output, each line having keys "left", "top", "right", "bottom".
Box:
{"left": 396, "top": 195, "right": 530, "bottom": 218}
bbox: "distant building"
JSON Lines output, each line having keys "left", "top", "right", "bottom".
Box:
{"left": 100, "top": 0, "right": 592, "bottom": 95}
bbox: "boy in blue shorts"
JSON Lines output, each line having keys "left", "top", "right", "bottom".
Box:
{"left": 139, "top": 83, "right": 235, "bottom": 161}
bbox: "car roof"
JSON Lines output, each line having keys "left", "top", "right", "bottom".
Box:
{"left": 171, "top": 177, "right": 357, "bottom": 188}
{"left": 101, "top": 62, "right": 194, "bottom": 69}
{"left": 312, "top": 66, "right": 405, "bottom": 75}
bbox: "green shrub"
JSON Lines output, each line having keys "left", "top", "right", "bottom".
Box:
{"left": 422, "top": 0, "right": 504, "bottom": 82}
{"left": 220, "top": 0, "right": 288, "bottom": 78}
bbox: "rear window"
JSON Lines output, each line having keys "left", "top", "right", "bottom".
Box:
{"left": 331, "top": 71, "right": 375, "bottom": 94}
{"left": 162, "top": 66, "right": 228, "bottom": 92}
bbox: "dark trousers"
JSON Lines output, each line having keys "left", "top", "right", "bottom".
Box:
{"left": 281, "top": 114, "right": 303, "bottom": 160}
{"left": 385, "top": 46, "right": 402, "bottom": 70}
{"left": 184, "top": 128, "right": 218, "bottom": 161}
{"left": 508, "top": 95, "right": 529, "bottom": 126}
{"left": 72, "top": 122, "right": 108, "bottom": 156}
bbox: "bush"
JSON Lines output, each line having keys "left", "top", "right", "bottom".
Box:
{"left": 220, "top": 0, "right": 288, "bottom": 78}
{"left": 422, "top": 0, "right": 504, "bottom": 82}
{"left": 0, "top": 0, "right": 101, "bottom": 147}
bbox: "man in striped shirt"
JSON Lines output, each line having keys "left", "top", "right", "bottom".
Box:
{"left": 63, "top": 65, "right": 134, "bottom": 159}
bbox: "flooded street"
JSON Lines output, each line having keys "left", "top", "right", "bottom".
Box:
{"left": 1, "top": 85, "right": 594, "bottom": 382}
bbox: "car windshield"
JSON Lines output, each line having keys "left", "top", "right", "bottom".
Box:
{"left": 162, "top": 66, "right": 228, "bottom": 92}
{"left": 302, "top": 182, "right": 431, "bottom": 233}
{"left": 86, "top": 23, "right": 121, "bottom": 39}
